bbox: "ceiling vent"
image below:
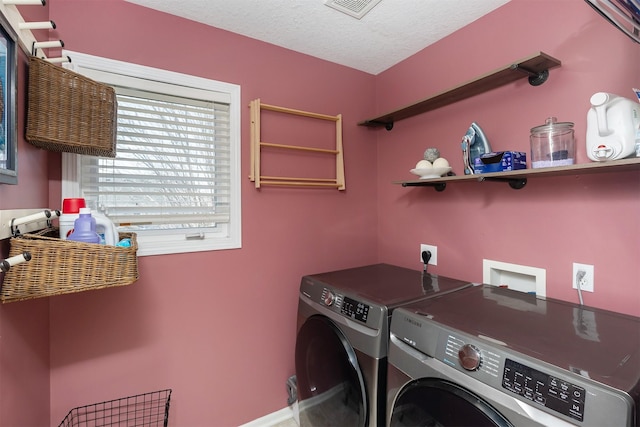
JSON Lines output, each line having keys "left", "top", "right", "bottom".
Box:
{"left": 324, "top": 0, "right": 383, "bottom": 19}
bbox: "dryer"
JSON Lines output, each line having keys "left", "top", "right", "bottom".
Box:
{"left": 387, "top": 284, "right": 640, "bottom": 426}
{"left": 295, "top": 263, "right": 473, "bottom": 427}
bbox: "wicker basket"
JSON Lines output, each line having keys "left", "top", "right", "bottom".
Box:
{"left": 1, "top": 228, "right": 138, "bottom": 303}
{"left": 26, "top": 56, "right": 118, "bottom": 157}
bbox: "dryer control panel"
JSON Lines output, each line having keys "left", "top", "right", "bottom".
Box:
{"left": 299, "top": 277, "right": 385, "bottom": 331}
{"left": 321, "top": 288, "right": 370, "bottom": 324}
{"left": 341, "top": 296, "right": 370, "bottom": 323}
{"left": 502, "top": 358, "right": 585, "bottom": 423}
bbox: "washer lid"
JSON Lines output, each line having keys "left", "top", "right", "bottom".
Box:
{"left": 397, "top": 285, "right": 640, "bottom": 394}
{"left": 305, "top": 263, "right": 472, "bottom": 309}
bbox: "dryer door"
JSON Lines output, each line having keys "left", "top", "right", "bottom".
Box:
{"left": 390, "top": 378, "right": 513, "bottom": 427}
{"left": 295, "top": 315, "right": 367, "bottom": 427}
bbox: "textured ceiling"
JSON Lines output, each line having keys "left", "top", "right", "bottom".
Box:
{"left": 124, "top": 0, "right": 511, "bottom": 75}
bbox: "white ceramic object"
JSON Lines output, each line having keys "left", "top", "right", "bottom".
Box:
{"left": 410, "top": 167, "right": 451, "bottom": 179}
{"left": 433, "top": 157, "right": 450, "bottom": 168}
{"left": 415, "top": 159, "right": 432, "bottom": 169}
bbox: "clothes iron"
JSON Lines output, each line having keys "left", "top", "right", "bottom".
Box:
{"left": 461, "top": 122, "right": 492, "bottom": 174}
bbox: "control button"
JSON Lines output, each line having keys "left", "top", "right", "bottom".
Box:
{"left": 458, "top": 344, "right": 482, "bottom": 371}
{"left": 570, "top": 402, "right": 583, "bottom": 415}
{"left": 323, "top": 291, "right": 335, "bottom": 306}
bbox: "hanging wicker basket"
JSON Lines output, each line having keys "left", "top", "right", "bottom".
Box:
{"left": 1, "top": 228, "right": 138, "bottom": 303}
{"left": 26, "top": 56, "right": 117, "bottom": 157}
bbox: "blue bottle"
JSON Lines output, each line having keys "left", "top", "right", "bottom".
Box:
{"left": 67, "top": 208, "right": 101, "bottom": 244}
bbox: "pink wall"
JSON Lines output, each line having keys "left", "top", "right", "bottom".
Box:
{"left": 46, "top": 1, "right": 377, "bottom": 426}
{"left": 0, "top": 0, "right": 638, "bottom": 426}
{"left": 0, "top": 3, "right": 52, "bottom": 423}
{"left": 376, "top": 0, "right": 640, "bottom": 316}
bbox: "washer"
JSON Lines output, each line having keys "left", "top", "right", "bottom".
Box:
{"left": 295, "top": 263, "right": 473, "bottom": 427}
{"left": 387, "top": 284, "right": 640, "bottom": 426}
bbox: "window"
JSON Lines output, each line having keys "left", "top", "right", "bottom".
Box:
{"left": 62, "top": 51, "right": 241, "bottom": 256}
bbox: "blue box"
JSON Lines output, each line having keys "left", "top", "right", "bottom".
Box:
{"left": 473, "top": 151, "right": 527, "bottom": 174}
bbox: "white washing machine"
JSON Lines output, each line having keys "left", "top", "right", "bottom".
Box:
{"left": 387, "top": 284, "right": 640, "bottom": 426}
{"left": 295, "top": 263, "right": 473, "bottom": 427}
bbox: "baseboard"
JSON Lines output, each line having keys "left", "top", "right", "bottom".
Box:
{"left": 239, "top": 406, "right": 295, "bottom": 427}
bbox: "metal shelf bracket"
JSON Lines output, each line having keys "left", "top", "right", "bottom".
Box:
{"left": 402, "top": 181, "right": 447, "bottom": 192}
{"left": 400, "top": 176, "right": 527, "bottom": 191}
{"left": 478, "top": 176, "right": 528, "bottom": 190}
{"left": 510, "top": 64, "right": 550, "bottom": 86}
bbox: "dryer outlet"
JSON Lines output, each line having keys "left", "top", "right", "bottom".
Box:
{"left": 573, "top": 263, "right": 594, "bottom": 292}
{"left": 420, "top": 244, "right": 437, "bottom": 266}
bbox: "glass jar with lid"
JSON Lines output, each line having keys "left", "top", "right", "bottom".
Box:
{"left": 530, "top": 117, "right": 575, "bottom": 168}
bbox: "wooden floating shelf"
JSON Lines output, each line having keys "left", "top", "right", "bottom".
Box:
{"left": 394, "top": 158, "right": 640, "bottom": 191}
{"left": 359, "top": 52, "right": 562, "bottom": 130}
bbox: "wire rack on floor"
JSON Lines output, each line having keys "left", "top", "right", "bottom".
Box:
{"left": 58, "top": 389, "right": 172, "bottom": 427}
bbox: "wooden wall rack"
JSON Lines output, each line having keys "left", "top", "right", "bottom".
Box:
{"left": 249, "top": 99, "right": 345, "bottom": 190}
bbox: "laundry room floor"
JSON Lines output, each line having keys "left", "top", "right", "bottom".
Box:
{"left": 272, "top": 418, "right": 297, "bottom": 427}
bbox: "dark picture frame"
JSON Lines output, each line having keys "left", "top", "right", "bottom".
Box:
{"left": 0, "top": 11, "right": 17, "bottom": 185}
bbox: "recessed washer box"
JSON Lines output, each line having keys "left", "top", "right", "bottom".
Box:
{"left": 483, "top": 259, "right": 546, "bottom": 297}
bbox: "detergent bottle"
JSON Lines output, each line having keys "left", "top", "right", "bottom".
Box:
{"left": 67, "top": 208, "right": 101, "bottom": 244}
{"left": 60, "top": 198, "right": 119, "bottom": 245}
{"left": 586, "top": 92, "right": 640, "bottom": 161}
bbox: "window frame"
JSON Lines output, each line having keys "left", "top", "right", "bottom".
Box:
{"left": 61, "top": 50, "right": 242, "bottom": 256}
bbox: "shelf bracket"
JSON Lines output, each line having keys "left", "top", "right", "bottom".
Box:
{"left": 365, "top": 120, "right": 393, "bottom": 130}
{"left": 510, "top": 64, "right": 549, "bottom": 86}
{"left": 402, "top": 181, "right": 447, "bottom": 192}
{"left": 478, "top": 176, "right": 528, "bottom": 190}
{"left": 10, "top": 209, "right": 60, "bottom": 237}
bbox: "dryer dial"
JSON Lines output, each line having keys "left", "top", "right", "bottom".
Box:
{"left": 459, "top": 343, "right": 481, "bottom": 371}
{"left": 323, "top": 290, "right": 335, "bottom": 306}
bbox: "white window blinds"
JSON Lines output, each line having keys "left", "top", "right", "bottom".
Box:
{"left": 62, "top": 50, "right": 241, "bottom": 255}
{"left": 80, "top": 86, "right": 231, "bottom": 233}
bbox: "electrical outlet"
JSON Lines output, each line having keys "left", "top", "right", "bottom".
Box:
{"left": 573, "top": 263, "right": 594, "bottom": 292}
{"left": 419, "top": 244, "right": 437, "bottom": 266}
